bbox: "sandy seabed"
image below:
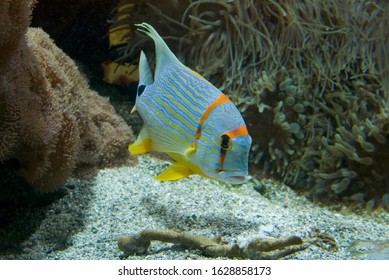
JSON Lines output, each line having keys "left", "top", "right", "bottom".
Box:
{"left": 1, "top": 155, "right": 388, "bottom": 260}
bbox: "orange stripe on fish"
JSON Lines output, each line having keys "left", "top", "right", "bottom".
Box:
{"left": 200, "top": 94, "right": 231, "bottom": 126}
{"left": 194, "top": 93, "right": 231, "bottom": 146}
{"left": 216, "top": 126, "right": 248, "bottom": 170}
{"left": 225, "top": 125, "right": 249, "bottom": 139}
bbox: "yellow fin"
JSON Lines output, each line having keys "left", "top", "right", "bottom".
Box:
{"left": 155, "top": 162, "right": 194, "bottom": 181}
{"left": 128, "top": 126, "right": 152, "bottom": 155}
{"left": 128, "top": 138, "right": 152, "bottom": 155}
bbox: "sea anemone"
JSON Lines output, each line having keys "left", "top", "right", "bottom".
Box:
{"left": 109, "top": 0, "right": 389, "bottom": 210}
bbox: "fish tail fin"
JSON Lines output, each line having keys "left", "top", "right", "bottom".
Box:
{"left": 135, "top": 22, "right": 181, "bottom": 77}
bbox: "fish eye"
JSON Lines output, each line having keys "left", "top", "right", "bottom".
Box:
{"left": 220, "top": 134, "right": 232, "bottom": 151}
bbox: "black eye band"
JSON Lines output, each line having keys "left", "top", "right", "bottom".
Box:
{"left": 137, "top": 84, "right": 146, "bottom": 96}
{"left": 220, "top": 134, "right": 230, "bottom": 150}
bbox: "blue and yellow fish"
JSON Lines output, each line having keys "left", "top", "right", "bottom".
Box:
{"left": 129, "top": 23, "right": 252, "bottom": 184}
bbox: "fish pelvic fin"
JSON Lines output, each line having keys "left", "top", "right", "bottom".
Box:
{"left": 128, "top": 126, "right": 152, "bottom": 155}
{"left": 135, "top": 22, "right": 181, "bottom": 78}
{"left": 155, "top": 162, "right": 194, "bottom": 181}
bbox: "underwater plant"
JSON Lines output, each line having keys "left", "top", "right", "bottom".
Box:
{"left": 109, "top": 0, "right": 389, "bottom": 209}
{"left": 0, "top": 0, "right": 135, "bottom": 192}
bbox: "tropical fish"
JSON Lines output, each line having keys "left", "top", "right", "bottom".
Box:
{"left": 129, "top": 23, "right": 252, "bottom": 184}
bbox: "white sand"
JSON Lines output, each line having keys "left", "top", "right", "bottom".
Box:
{"left": 3, "top": 155, "right": 389, "bottom": 260}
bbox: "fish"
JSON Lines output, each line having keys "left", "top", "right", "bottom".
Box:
{"left": 128, "top": 23, "right": 252, "bottom": 184}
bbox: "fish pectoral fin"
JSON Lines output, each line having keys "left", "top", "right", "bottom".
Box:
{"left": 155, "top": 162, "right": 194, "bottom": 181}
{"left": 148, "top": 126, "right": 192, "bottom": 155}
{"left": 128, "top": 126, "right": 152, "bottom": 155}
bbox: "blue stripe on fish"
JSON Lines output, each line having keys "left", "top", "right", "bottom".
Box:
{"left": 152, "top": 97, "right": 196, "bottom": 138}
{"left": 143, "top": 95, "right": 191, "bottom": 140}
{"left": 129, "top": 23, "right": 252, "bottom": 185}
{"left": 162, "top": 67, "right": 212, "bottom": 113}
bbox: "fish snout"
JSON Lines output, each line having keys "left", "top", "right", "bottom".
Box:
{"left": 218, "top": 170, "right": 248, "bottom": 184}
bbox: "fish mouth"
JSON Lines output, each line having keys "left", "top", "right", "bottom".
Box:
{"left": 227, "top": 176, "right": 247, "bottom": 184}
{"left": 219, "top": 171, "right": 248, "bottom": 184}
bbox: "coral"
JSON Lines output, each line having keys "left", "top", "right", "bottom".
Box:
{"left": 118, "top": 229, "right": 308, "bottom": 259}
{"left": 0, "top": 0, "right": 135, "bottom": 192}
{"left": 118, "top": 228, "right": 337, "bottom": 259}
{"left": 110, "top": 0, "right": 389, "bottom": 208}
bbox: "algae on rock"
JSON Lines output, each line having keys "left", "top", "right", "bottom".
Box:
{"left": 0, "top": 0, "right": 135, "bottom": 192}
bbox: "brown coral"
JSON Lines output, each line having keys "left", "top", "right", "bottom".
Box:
{"left": 0, "top": 0, "right": 135, "bottom": 192}
{"left": 118, "top": 229, "right": 308, "bottom": 259}
{"left": 110, "top": 0, "right": 389, "bottom": 208}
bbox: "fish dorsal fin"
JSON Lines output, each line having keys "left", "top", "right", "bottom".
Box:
{"left": 139, "top": 51, "right": 153, "bottom": 85}
{"left": 135, "top": 23, "right": 181, "bottom": 78}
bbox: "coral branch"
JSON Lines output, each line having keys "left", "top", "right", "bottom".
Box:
{"left": 118, "top": 229, "right": 308, "bottom": 259}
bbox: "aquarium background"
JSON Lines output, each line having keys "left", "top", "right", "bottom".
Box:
{"left": 0, "top": 0, "right": 388, "bottom": 260}
{"left": 28, "top": 0, "right": 389, "bottom": 209}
